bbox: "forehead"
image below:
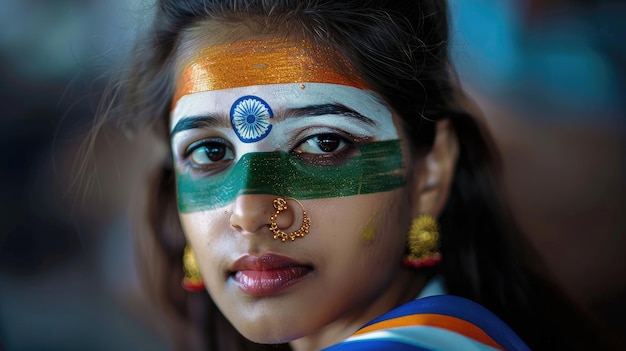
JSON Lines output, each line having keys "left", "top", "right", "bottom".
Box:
{"left": 172, "top": 37, "right": 366, "bottom": 109}
{"left": 169, "top": 83, "right": 395, "bottom": 135}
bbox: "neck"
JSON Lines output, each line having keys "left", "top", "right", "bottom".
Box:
{"left": 289, "top": 268, "right": 428, "bottom": 351}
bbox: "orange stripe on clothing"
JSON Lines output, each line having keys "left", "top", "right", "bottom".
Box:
{"left": 353, "top": 314, "right": 505, "bottom": 350}
{"left": 173, "top": 38, "right": 366, "bottom": 107}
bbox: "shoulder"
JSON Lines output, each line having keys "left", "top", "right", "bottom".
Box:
{"left": 323, "top": 295, "right": 531, "bottom": 351}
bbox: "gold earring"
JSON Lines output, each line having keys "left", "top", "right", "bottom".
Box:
{"left": 182, "top": 245, "right": 205, "bottom": 291}
{"left": 403, "top": 214, "right": 442, "bottom": 269}
{"left": 269, "top": 197, "right": 311, "bottom": 242}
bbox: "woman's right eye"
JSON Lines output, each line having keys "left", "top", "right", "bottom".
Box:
{"left": 185, "top": 139, "right": 235, "bottom": 170}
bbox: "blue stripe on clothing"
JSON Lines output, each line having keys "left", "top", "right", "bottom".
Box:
{"left": 324, "top": 325, "right": 505, "bottom": 351}
{"left": 359, "top": 295, "right": 529, "bottom": 351}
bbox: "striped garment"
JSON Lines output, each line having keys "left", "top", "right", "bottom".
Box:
{"left": 322, "top": 295, "right": 530, "bottom": 351}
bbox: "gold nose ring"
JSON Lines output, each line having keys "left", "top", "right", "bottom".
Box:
{"left": 269, "top": 197, "right": 311, "bottom": 242}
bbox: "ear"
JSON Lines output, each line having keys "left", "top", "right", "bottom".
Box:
{"left": 410, "top": 119, "right": 459, "bottom": 217}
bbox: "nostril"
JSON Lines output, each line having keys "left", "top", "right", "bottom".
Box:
{"left": 229, "top": 194, "right": 278, "bottom": 234}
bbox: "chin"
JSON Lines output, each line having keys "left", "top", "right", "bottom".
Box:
{"left": 236, "top": 323, "right": 304, "bottom": 345}
{"left": 240, "top": 331, "right": 293, "bottom": 345}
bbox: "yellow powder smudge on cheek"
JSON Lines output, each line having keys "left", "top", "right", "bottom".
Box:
{"left": 360, "top": 215, "right": 377, "bottom": 243}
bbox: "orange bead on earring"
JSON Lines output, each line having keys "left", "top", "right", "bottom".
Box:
{"left": 269, "top": 197, "right": 311, "bottom": 242}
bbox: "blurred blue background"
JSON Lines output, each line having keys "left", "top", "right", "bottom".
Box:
{"left": 0, "top": 0, "right": 624, "bottom": 350}
{"left": 0, "top": 0, "right": 170, "bottom": 350}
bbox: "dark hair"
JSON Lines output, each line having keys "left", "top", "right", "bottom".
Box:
{"left": 98, "top": 0, "right": 608, "bottom": 350}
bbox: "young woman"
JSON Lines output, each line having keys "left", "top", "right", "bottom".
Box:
{"left": 96, "top": 0, "right": 607, "bottom": 350}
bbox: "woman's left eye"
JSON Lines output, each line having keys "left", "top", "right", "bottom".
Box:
{"left": 292, "top": 133, "right": 358, "bottom": 166}
{"left": 296, "top": 134, "right": 347, "bottom": 154}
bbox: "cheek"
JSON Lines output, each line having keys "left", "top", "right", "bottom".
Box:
{"left": 178, "top": 210, "right": 230, "bottom": 259}
{"left": 180, "top": 211, "right": 217, "bottom": 238}
{"left": 316, "top": 191, "right": 411, "bottom": 258}
{"left": 178, "top": 211, "right": 235, "bottom": 296}
{"left": 304, "top": 193, "right": 411, "bottom": 311}
{"left": 364, "top": 190, "right": 414, "bottom": 263}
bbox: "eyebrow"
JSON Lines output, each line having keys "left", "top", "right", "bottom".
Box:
{"left": 171, "top": 113, "right": 229, "bottom": 136}
{"left": 170, "top": 103, "right": 377, "bottom": 136}
{"left": 286, "top": 104, "right": 377, "bottom": 126}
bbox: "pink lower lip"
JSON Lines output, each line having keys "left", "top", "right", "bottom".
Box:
{"left": 232, "top": 266, "right": 312, "bottom": 297}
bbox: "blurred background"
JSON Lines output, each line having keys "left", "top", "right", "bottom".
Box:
{"left": 0, "top": 0, "right": 170, "bottom": 350}
{"left": 0, "top": 0, "right": 624, "bottom": 350}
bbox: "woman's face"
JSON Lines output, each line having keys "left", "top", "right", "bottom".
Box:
{"left": 170, "top": 37, "right": 425, "bottom": 346}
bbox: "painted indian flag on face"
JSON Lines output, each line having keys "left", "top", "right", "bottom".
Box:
{"left": 229, "top": 95, "right": 273, "bottom": 143}
{"left": 170, "top": 38, "right": 405, "bottom": 213}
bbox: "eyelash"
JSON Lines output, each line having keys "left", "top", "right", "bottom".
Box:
{"left": 183, "top": 137, "right": 235, "bottom": 174}
{"left": 180, "top": 130, "right": 369, "bottom": 175}
{"left": 290, "top": 132, "right": 362, "bottom": 166}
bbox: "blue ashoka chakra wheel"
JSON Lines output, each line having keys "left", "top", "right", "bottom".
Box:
{"left": 230, "top": 95, "right": 273, "bottom": 143}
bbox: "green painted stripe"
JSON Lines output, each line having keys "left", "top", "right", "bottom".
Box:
{"left": 176, "top": 139, "right": 405, "bottom": 212}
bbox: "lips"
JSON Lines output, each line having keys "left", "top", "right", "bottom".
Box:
{"left": 229, "top": 254, "right": 313, "bottom": 297}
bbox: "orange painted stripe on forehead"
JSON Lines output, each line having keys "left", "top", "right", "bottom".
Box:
{"left": 172, "top": 38, "right": 367, "bottom": 107}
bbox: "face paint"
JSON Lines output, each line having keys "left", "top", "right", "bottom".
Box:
{"left": 172, "top": 38, "right": 404, "bottom": 213}
{"left": 173, "top": 38, "right": 366, "bottom": 109}
{"left": 176, "top": 139, "right": 404, "bottom": 212}
{"left": 171, "top": 84, "right": 398, "bottom": 144}
{"left": 230, "top": 95, "right": 273, "bottom": 143}
{"left": 360, "top": 215, "right": 378, "bottom": 243}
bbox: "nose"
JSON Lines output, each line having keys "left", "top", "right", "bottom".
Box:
{"left": 229, "top": 195, "right": 294, "bottom": 234}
